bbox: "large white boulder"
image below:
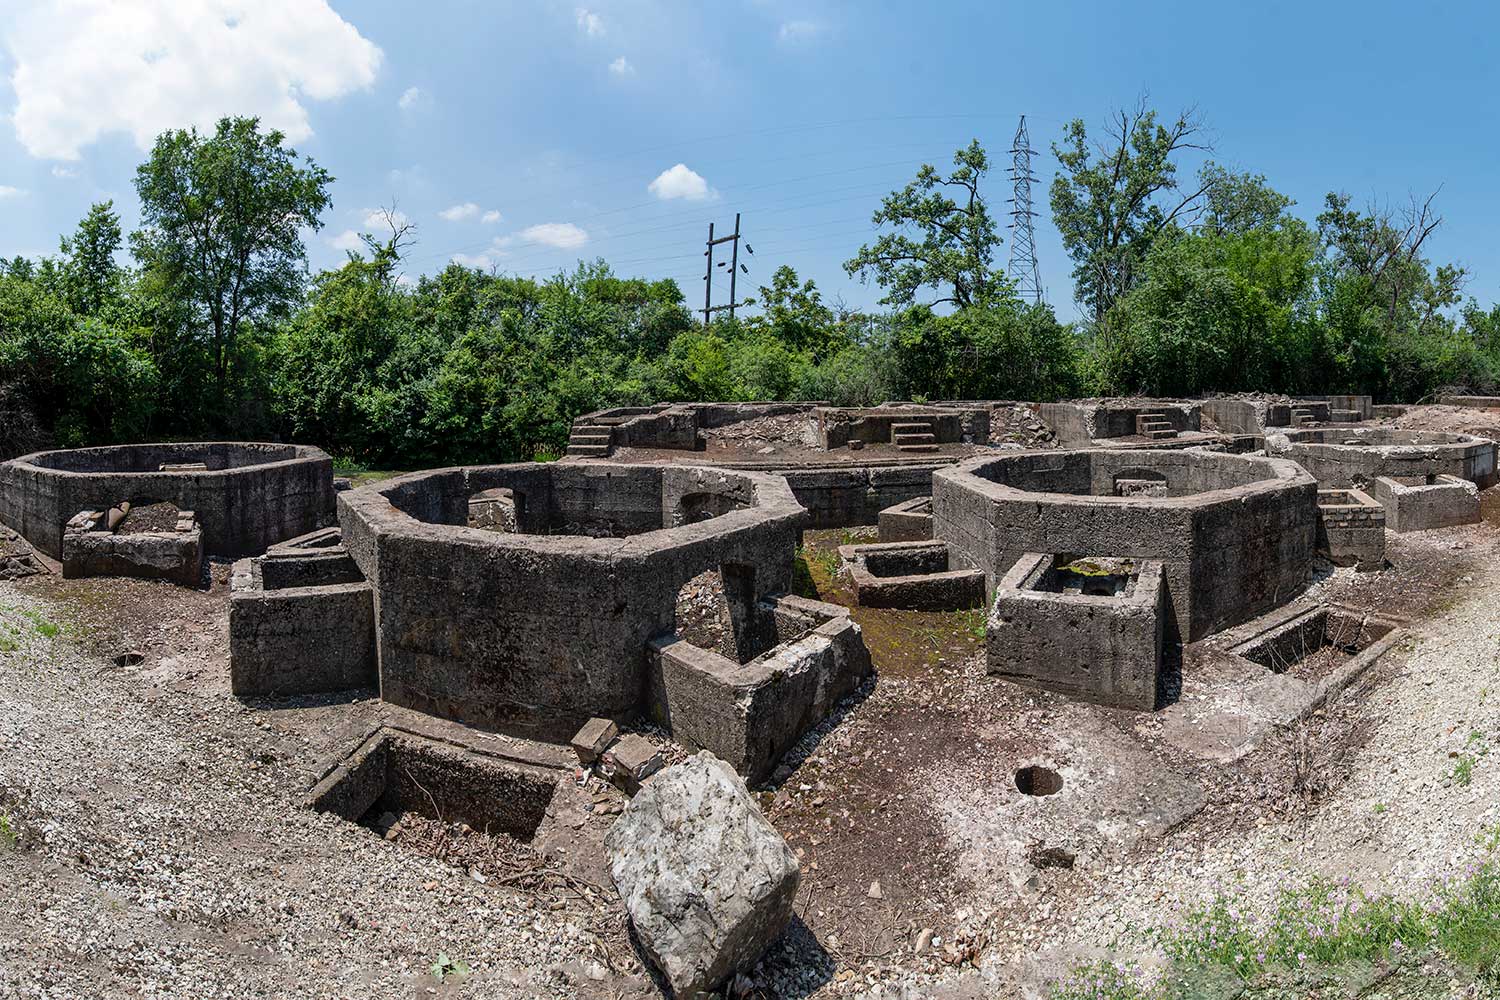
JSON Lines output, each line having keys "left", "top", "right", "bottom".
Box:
{"left": 605, "top": 751, "right": 799, "bottom": 999}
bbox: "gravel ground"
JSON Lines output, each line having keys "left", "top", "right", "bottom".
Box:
{"left": 0, "top": 586, "right": 636, "bottom": 1000}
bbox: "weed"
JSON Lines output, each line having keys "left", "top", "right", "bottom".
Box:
{"left": 0, "top": 814, "right": 16, "bottom": 851}
{"left": 956, "top": 606, "right": 987, "bottom": 639}
{"left": 1047, "top": 960, "right": 1166, "bottom": 1000}
{"left": 429, "top": 953, "right": 471, "bottom": 983}
{"left": 1373, "top": 802, "right": 1387, "bottom": 813}
{"left": 532, "top": 446, "right": 562, "bottom": 463}
{"left": 1453, "top": 730, "right": 1489, "bottom": 787}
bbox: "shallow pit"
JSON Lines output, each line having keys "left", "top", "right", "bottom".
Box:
{"left": 308, "top": 730, "right": 559, "bottom": 842}
{"left": 1233, "top": 607, "right": 1394, "bottom": 682}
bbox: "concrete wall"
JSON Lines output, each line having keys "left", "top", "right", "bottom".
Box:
{"left": 1438, "top": 396, "right": 1500, "bottom": 409}
{"left": 1268, "top": 428, "right": 1498, "bottom": 488}
{"left": 0, "top": 442, "right": 333, "bottom": 559}
{"left": 1038, "top": 401, "right": 1201, "bottom": 446}
{"left": 816, "top": 407, "right": 987, "bottom": 449}
{"left": 340, "top": 464, "right": 807, "bottom": 741}
{"left": 931, "top": 449, "right": 1317, "bottom": 641}
{"left": 1316, "top": 489, "right": 1385, "bottom": 569}
{"left": 646, "top": 594, "right": 870, "bottom": 784}
{"left": 1371, "top": 475, "right": 1481, "bottom": 532}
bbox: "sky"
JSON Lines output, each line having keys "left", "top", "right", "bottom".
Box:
{"left": 1, "top": 0, "right": 1498, "bottom": 323}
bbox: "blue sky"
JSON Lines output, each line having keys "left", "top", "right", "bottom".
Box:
{"left": 1, "top": 0, "right": 1497, "bottom": 323}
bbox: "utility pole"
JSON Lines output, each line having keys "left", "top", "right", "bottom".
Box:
{"left": 702, "top": 212, "right": 750, "bottom": 325}
{"left": 1007, "top": 115, "right": 1043, "bottom": 306}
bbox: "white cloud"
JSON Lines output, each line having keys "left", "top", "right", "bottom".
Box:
{"left": 778, "top": 19, "right": 824, "bottom": 43}
{"left": 397, "top": 86, "right": 427, "bottom": 112}
{"left": 3, "top": 0, "right": 383, "bottom": 160}
{"left": 0, "top": 186, "right": 26, "bottom": 199}
{"left": 481, "top": 210, "right": 503, "bottom": 224}
{"left": 361, "top": 207, "right": 410, "bottom": 230}
{"left": 327, "top": 229, "right": 364, "bottom": 252}
{"left": 648, "top": 163, "right": 714, "bottom": 201}
{"left": 451, "top": 252, "right": 495, "bottom": 270}
{"left": 50, "top": 165, "right": 77, "bottom": 179}
{"left": 575, "top": 8, "right": 604, "bottom": 36}
{"left": 609, "top": 56, "right": 635, "bottom": 77}
{"left": 439, "top": 202, "right": 480, "bottom": 222}
{"left": 518, "top": 223, "right": 588, "bottom": 249}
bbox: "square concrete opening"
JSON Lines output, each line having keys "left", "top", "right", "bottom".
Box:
{"left": 308, "top": 730, "right": 559, "bottom": 842}
{"left": 1029, "top": 555, "right": 1139, "bottom": 598}
{"left": 1232, "top": 607, "right": 1395, "bottom": 681}
{"left": 838, "top": 540, "right": 986, "bottom": 611}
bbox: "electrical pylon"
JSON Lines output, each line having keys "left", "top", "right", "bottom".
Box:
{"left": 1007, "top": 115, "right": 1043, "bottom": 305}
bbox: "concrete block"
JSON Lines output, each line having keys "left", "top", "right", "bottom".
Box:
{"left": 1316, "top": 488, "right": 1385, "bottom": 569}
{"left": 571, "top": 717, "right": 620, "bottom": 764}
{"left": 988, "top": 553, "right": 1166, "bottom": 711}
{"left": 838, "top": 540, "right": 985, "bottom": 611}
{"left": 1371, "top": 474, "right": 1481, "bottom": 532}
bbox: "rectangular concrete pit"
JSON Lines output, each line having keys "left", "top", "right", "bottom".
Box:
{"left": 60, "top": 506, "right": 204, "bottom": 585}
{"left": 838, "top": 539, "right": 986, "bottom": 611}
{"left": 1229, "top": 605, "right": 1397, "bottom": 682}
{"left": 307, "top": 728, "right": 558, "bottom": 840}
{"left": 229, "top": 528, "right": 376, "bottom": 697}
{"left": 1316, "top": 488, "right": 1385, "bottom": 569}
{"left": 988, "top": 553, "right": 1166, "bottom": 711}
{"left": 647, "top": 594, "right": 871, "bottom": 784}
{"left": 877, "top": 496, "right": 934, "bottom": 542}
{"left": 1371, "top": 474, "right": 1481, "bottom": 532}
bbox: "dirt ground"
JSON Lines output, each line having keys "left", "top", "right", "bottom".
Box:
{"left": 3, "top": 407, "right": 1499, "bottom": 998}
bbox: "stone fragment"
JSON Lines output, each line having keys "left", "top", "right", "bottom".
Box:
{"left": 606, "top": 752, "right": 798, "bottom": 999}
{"left": 570, "top": 717, "right": 619, "bottom": 764}
{"left": 601, "top": 733, "right": 663, "bottom": 792}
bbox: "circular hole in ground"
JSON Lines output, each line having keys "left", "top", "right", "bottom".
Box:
{"left": 1015, "top": 765, "right": 1063, "bottom": 797}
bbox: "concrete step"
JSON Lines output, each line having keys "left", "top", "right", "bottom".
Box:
{"left": 569, "top": 432, "right": 612, "bottom": 445}
{"left": 566, "top": 444, "right": 610, "bottom": 457}
{"left": 1143, "top": 429, "right": 1178, "bottom": 440}
{"left": 891, "top": 421, "right": 934, "bottom": 434}
{"left": 897, "top": 443, "right": 940, "bottom": 453}
{"left": 893, "top": 432, "right": 937, "bottom": 445}
{"left": 1139, "top": 420, "right": 1173, "bottom": 432}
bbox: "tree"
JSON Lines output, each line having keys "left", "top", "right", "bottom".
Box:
{"left": 131, "top": 117, "right": 332, "bottom": 406}
{"left": 1199, "top": 164, "right": 1293, "bottom": 237}
{"left": 58, "top": 201, "right": 124, "bottom": 316}
{"left": 844, "top": 140, "right": 1006, "bottom": 308}
{"left": 1050, "top": 100, "right": 1212, "bottom": 326}
{"left": 749, "top": 265, "right": 845, "bottom": 359}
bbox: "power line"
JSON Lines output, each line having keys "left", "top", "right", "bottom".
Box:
{"left": 1007, "top": 114, "right": 1044, "bottom": 305}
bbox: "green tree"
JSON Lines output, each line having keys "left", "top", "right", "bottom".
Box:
{"left": 749, "top": 265, "right": 846, "bottom": 359}
{"left": 1050, "top": 101, "right": 1212, "bottom": 326}
{"left": 131, "top": 116, "right": 332, "bottom": 408}
{"left": 844, "top": 140, "right": 1006, "bottom": 308}
{"left": 58, "top": 201, "right": 124, "bottom": 316}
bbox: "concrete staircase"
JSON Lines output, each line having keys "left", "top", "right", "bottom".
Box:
{"left": 1134, "top": 412, "right": 1178, "bottom": 440}
{"left": 1290, "top": 406, "right": 1317, "bottom": 428}
{"left": 566, "top": 423, "right": 614, "bottom": 458}
{"left": 892, "top": 418, "right": 939, "bottom": 453}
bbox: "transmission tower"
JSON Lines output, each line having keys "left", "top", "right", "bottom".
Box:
{"left": 1007, "top": 115, "right": 1043, "bottom": 305}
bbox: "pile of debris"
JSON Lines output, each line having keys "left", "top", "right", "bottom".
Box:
{"left": 0, "top": 526, "right": 41, "bottom": 580}
{"left": 988, "top": 404, "right": 1055, "bottom": 448}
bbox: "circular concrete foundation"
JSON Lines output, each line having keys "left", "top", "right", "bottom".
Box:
{"left": 0, "top": 442, "right": 333, "bottom": 559}
{"left": 932, "top": 449, "right": 1318, "bottom": 640}
{"left": 338, "top": 462, "right": 808, "bottom": 739}
{"left": 1267, "top": 427, "right": 1498, "bottom": 488}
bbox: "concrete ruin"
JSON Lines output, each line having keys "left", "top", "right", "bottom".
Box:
{"left": 61, "top": 503, "right": 203, "bottom": 585}
{"left": 1371, "top": 474, "right": 1481, "bottom": 532}
{"left": 877, "top": 495, "right": 934, "bottom": 542}
{"left": 932, "top": 449, "right": 1318, "bottom": 641}
{"left": 1037, "top": 399, "right": 1212, "bottom": 448}
{"left": 988, "top": 554, "right": 1167, "bottom": 711}
{"left": 229, "top": 527, "right": 376, "bottom": 697}
{"left": 837, "top": 539, "right": 986, "bottom": 611}
{"left": 1315, "top": 488, "right": 1386, "bottom": 569}
{"left": 0, "top": 442, "right": 334, "bottom": 559}
{"left": 1266, "top": 427, "right": 1498, "bottom": 489}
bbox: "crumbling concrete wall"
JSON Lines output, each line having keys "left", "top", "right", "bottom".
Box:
{"left": 1038, "top": 400, "right": 1200, "bottom": 446}
{"left": 339, "top": 463, "right": 807, "bottom": 740}
{"left": 61, "top": 508, "right": 203, "bottom": 585}
{"left": 815, "top": 407, "right": 988, "bottom": 449}
{"left": 931, "top": 449, "right": 1317, "bottom": 641}
{"left": 1316, "top": 489, "right": 1385, "bottom": 569}
{"left": 0, "top": 442, "right": 334, "bottom": 559}
{"left": 646, "top": 594, "right": 870, "bottom": 784}
{"left": 877, "top": 496, "right": 933, "bottom": 542}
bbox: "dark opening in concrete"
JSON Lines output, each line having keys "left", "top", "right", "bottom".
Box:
{"left": 1015, "top": 765, "right": 1064, "bottom": 797}
{"left": 308, "top": 731, "right": 558, "bottom": 843}
{"left": 1237, "top": 608, "right": 1395, "bottom": 681}
{"left": 1031, "top": 555, "right": 1138, "bottom": 598}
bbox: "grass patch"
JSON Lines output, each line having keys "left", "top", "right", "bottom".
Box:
{"left": 1453, "top": 730, "right": 1488, "bottom": 787}
{"left": 1049, "top": 828, "right": 1500, "bottom": 998}
{"left": 0, "top": 814, "right": 17, "bottom": 851}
